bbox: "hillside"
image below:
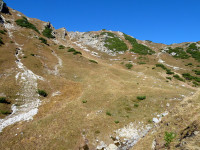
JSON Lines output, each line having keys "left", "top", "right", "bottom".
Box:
{"left": 0, "top": 1, "right": 200, "bottom": 150}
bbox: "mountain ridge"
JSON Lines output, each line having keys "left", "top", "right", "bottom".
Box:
{"left": 0, "top": 1, "right": 200, "bottom": 149}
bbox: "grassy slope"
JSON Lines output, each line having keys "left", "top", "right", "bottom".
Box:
{"left": 0, "top": 8, "right": 199, "bottom": 150}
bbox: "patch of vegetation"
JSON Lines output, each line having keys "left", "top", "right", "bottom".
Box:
{"left": 42, "top": 25, "right": 55, "bottom": 38}
{"left": 182, "top": 73, "right": 194, "bottom": 80}
{"left": 156, "top": 64, "right": 174, "bottom": 75}
{"left": 0, "top": 110, "right": 12, "bottom": 115}
{"left": 164, "top": 132, "right": 176, "bottom": 147}
{"left": 37, "top": 89, "right": 48, "bottom": 97}
{"left": 193, "top": 81, "right": 199, "bottom": 86}
{"left": 10, "top": 41, "right": 14, "bottom": 43}
{"left": 0, "top": 97, "right": 10, "bottom": 104}
{"left": 167, "top": 47, "right": 190, "bottom": 59}
{"left": 82, "top": 100, "right": 87, "bottom": 103}
{"left": 186, "top": 43, "right": 200, "bottom": 62}
{"left": 68, "top": 48, "right": 76, "bottom": 52}
{"left": 15, "top": 17, "right": 39, "bottom": 33}
{"left": 59, "top": 45, "right": 65, "bottom": 49}
{"left": 182, "top": 73, "right": 200, "bottom": 82}
{"left": 0, "top": 37, "right": 4, "bottom": 46}
{"left": 73, "top": 51, "right": 82, "bottom": 55}
{"left": 67, "top": 48, "right": 82, "bottom": 55}
{"left": 101, "top": 32, "right": 128, "bottom": 52}
{"left": 114, "top": 120, "right": 119, "bottom": 124}
{"left": 23, "top": 56, "right": 27, "bottom": 58}
{"left": 192, "top": 70, "right": 200, "bottom": 75}
{"left": 173, "top": 74, "right": 184, "bottom": 81}
{"left": 138, "top": 62, "right": 146, "bottom": 65}
{"left": 166, "top": 69, "right": 174, "bottom": 75}
{"left": 185, "top": 63, "right": 193, "bottom": 66}
{"left": 30, "top": 53, "right": 35, "bottom": 56}
{"left": 166, "top": 77, "right": 172, "bottom": 80}
{"left": 134, "top": 103, "right": 139, "bottom": 108}
{"left": 124, "top": 33, "right": 155, "bottom": 55}
{"left": 89, "top": 59, "right": 98, "bottom": 64}
{"left": 156, "top": 64, "right": 167, "bottom": 70}
{"left": 39, "top": 37, "right": 48, "bottom": 45}
{"left": 95, "top": 130, "right": 100, "bottom": 134}
{"left": 106, "top": 111, "right": 112, "bottom": 116}
{"left": 137, "top": 96, "right": 146, "bottom": 100}
{"left": 0, "top": 29, "right": 7, "bottom": 34}
{"left": 125, "top": 63, "right": 133, "bottom": 69}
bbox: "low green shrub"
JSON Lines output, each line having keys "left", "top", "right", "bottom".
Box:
{"left": 186, "top": 43, "right": 200, "bottom": 62}
{"left": 73, "top": 51, "right": 82, "bottom": 55}
{"left": 182, "top": 73, "right": 194, "bottom": 80}
{"left": 123, "top": 33, "right": 155, "bottom": 55}
{"left": 125, "top": 63, "right": 133, "bottom": 69}
{"left": 0, "top": 97, "right": 10, "bottom": 104}
{"left": 114, "top": 120, "right": 119, "bottom": 124}
{"left": 0, "top": 110, "right": 12, "bottom": 115}
{"left": 193, "top": 70, "right": 200, "bottom": 75}
{"left": 15, "top": 17, "right": 39, "bottom": 33}
{"left": 101, "top": 32, "right": 128, "bottom": 52}
{"left": 137, "top": 96, "right": 146, "bottom": 100}
{"left": 0, "top": 37, "right": 4, "bottom": 46}
{"left": 42, "top": 25, "right": 55, "bottom": 38}
{"left": 59, "top": 45, "right": 65, "bottom": 49}
{"left": 166, "top": 69, "right": 174, "bottom": 75}
{"left": 166, "top": 77, "right": 172, "bottom": 80}
{"left": 68, "top": 48, "right": 76, "bottom": 52}
{"left": 156, "top": 64, "right": 167, "bottom": 70}
{"left": 134, "top": 103, "right": 139, "bottom": 107}
{"left": 164, "top": 132, "right": 176, "bottom": 147}
{"left": 89, "top": 59, "right": 98, "bottom": 64}
{"left": 39, "top": 37, "right": 48, "bottom": 45}
{"left": 37, "top": 89, "right": 48, "bottom": 97}
{"left": 173, "top": 74, "right": 184, "bottom": 81}
{"left": 138, "top": 62, "right": 146, "bottom": 65}
{"left": 67, "top": 48, "right": 82, "bottom": 55}
{"left": 106, "top": 111, "right": 112, "bottom": 116}
{"left": 193, "top": 81, "right": 199, "bottom": 86}
{"left": 0, "top": 30, "right": 6, "bottom": 34}
{"left": 82, "top": 100, "right": 87, "bottom": 103}
{"left": 185, "top": 63, "right": 193, "bottom": 66}
{"left": 167, "top": 47, "right": 190, "bottom": 59}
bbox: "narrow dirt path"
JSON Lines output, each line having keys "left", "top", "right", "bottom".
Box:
{"left": 50, "top": 49, "right": 63, "bottom": 76}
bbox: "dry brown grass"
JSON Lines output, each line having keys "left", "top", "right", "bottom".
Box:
{"left": 0, "top": 8, "right": 199, "bottom": 150}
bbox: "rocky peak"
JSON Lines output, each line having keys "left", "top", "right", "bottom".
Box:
{"left": 0, "top": 0, "right": 10, "bottom": 14}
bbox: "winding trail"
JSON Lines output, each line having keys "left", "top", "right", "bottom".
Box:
{"left": 0, "top": 16, "right": 44, "bottom": 132}
{"left": 50, "top": 49, "right": 63, "bottom": 76}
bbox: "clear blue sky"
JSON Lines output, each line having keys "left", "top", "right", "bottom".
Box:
{"left": 4, "top": 0, "right": 200, "bottom": 44}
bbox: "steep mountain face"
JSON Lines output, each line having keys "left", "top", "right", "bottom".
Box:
{"left": 0, "top": 2, "right": 200, "bottom": 150}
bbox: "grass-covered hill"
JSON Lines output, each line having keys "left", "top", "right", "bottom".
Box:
{"left": 0, "top": 2, "right": 199, "bottom": 150}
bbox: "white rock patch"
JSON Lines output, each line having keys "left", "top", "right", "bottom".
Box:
{"left": 0, "top": 17, "right": 44, "bottom": 132}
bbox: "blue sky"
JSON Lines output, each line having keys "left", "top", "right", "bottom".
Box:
{"left": 4, "top": 0, "right": 200, "bottom": 44}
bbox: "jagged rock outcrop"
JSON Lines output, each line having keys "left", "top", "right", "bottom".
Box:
{"left": 56, "top": 27, "right": 67, "bottom": 40}
{"left": 42, "top": 22, "right": 67, "bottom": 40}
{"left": 0, "top": 0, "right": 10, "bottom": 14}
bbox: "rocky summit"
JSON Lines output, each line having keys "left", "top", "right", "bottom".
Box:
{"left": 0, "top": 1, "right": 200, "bottom": 150}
